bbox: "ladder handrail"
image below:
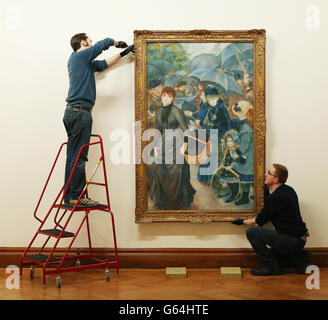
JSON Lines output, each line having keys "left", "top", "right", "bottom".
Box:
{"left": 33, "top": 134, "right": 102, "bottom": 223}
{"left": 45, "top": 137, "right": 106, "bottom": 270}
{"left": 91, "top": 134, "right": 103, "bottom": 142}
{"left": 33, "top": 142, "right": 67, "bottom": 223}
{"left": 54, "top": 140, "right": 102, "bottom": 226}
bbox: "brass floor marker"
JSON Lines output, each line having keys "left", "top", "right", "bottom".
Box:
{"left": 220, "top": 267, "right": 242, "bottom": 279}
{"left": 166, "top": 267, "right": 187, "bottom": 279}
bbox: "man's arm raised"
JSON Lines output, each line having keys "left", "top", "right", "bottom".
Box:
{"left": 105, "top": 44, "right": 134, "bottom": 69}
{"left": 105, "top": 54, "right": 122, "bottom": 69}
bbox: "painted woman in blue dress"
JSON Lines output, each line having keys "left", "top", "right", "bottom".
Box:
{"left": 217, "top": 129, "right": 246, "bottom": 203}
{"left": 192, "top": 86, "right": 231, "bottom": 184}
{"left": 230, "top": 100, "right": 254, "bottom": 206}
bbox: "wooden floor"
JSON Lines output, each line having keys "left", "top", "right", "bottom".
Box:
{"left": 1, "top": 268, "right": 327, "bottom": 300}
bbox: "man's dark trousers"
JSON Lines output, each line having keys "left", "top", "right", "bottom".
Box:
{"left": 246, "top": 227, "right": 306, "bottom": 269}
{"left": 63, "top": 107, "right": 92, "bottom": 201}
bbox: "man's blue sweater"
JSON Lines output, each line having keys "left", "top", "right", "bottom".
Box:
{"left": 255, "top": 184, "right": 308, "bottom": 238}
{"left": 65, "top": 38, "right": 114, "bottom": 109}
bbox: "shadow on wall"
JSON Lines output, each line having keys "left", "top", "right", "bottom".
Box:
{"left": 299, "top": 199, "right": 319, "bottom": 247}
{"left": 95, "top": 53, "right": 134, "bottom": 81}
{"left": 137, "top": 222, "right": 263, "bottom": 241}
{"left": 92, "top": 95, "right": 122, "bottom": 112}
{"left": 264, "top": 34, "right": 275, "bottom": 162}
{"left": 86, "top": 54, "right": 134, "bottom": 171}
{"left": 93, "top": 53, "right": 134, "bottom": 113}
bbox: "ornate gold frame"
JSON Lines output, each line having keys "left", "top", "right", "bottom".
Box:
{"left": 134, "top": 29, "right": 266, "bottom": 223}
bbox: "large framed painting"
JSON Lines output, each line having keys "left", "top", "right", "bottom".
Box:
{"left": 134, "top": 29, "right": 266, "bottom": 223}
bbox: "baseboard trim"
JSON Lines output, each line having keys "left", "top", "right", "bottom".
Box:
{"left": 1, "top": 247, "right": 327, "bottom": 268}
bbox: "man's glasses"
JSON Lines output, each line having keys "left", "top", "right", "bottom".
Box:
{"left": 267, "top": 170, "right": 277, "bottom": 177}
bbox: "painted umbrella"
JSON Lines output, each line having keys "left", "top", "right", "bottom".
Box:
{"left": 182, "top": 76, "right": 200, "bottom": 86}
{"left": 147, "top": 60, "right": 176, "bottom": 82}
{"left": 228, "top": 58, "right": 254, "bottom": 76}
{"left": 147, "top": 63, "right": 166, "bottom": 83}
{"left": 188, "top": 68, "right": 242, "bottom": 95}
{"left": 221, "top": 43, "right": 253, "bottom": 65}
{"left": 188, "top": 53, "right": 218, "bottom": 71}
{"left": 221, "top": 43, "right": 253, "bottom": 76}
{"left": 163, "top": 73, "right": 183, "bottom": 87}
{"left": 149, "top": 60, "right": 176, "bottom": 75}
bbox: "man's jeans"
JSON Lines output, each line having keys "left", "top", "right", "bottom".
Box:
{"left": 246, "top": 227, "right": 306, "bottom": 269}
{"left": 63, "top": 108, "right": 92, "bottom": 201}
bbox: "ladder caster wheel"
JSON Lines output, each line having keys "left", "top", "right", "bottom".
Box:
{"left": 20, "top": 275, "right": 23, "bottom": 280}
{"left": 56, "top": 276, "right": 62, "bottom": 288}
{"left": 43, "top": 285, "right": 47, "bottom": 290}
{"left": 105, "top": 269, "right": 110, "bottom": 282}
{"left": 75, "top": 259, "right": 81, "bottom": 270}
{"left": 30, "top": 266, "right": 35, "bottom": 279}
{"left": 116, "top": 274, "right": 120, "bottom": 279}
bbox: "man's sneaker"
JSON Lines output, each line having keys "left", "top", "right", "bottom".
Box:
{"left": 69, "top": 198, "right": 99, "bottom": 207}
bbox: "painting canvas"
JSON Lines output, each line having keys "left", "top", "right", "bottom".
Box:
{"left": 134, "top": 30, "right": 266, "bottom": 223}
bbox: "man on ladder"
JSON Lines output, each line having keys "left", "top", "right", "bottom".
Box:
{"left": 63, "top": 33, "right": 134, "bottom": 206}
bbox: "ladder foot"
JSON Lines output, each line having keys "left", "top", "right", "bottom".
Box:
{"left": 75, "top": 259, "right": 81, "bottom": 271}
{"left": 43, "top": 285, "right": 47, "bottom": 290}
{"left": 30, "top": 266, "right": 35, "bottom": 279}
{"left": 56, "top": 276, "right": 62, "bottom": 288}
{"left": 105, "top": 269, "right": 110, "bottom": 281}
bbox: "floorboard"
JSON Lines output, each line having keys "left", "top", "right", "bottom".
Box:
{"left": 1, "top": 268, "right": 327, "bottom": 300}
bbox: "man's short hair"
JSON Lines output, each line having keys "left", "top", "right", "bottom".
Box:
{"left": 70, "top": 33, "right": 88, "bottom": 52}
{"left": 273, "top": 163, "right": 288, "bottom": 184}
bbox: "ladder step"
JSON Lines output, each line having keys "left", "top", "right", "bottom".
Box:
{"left": 54, "top": 203, "right": 108, "bottom": 210}
{"left": 39, "top": 229, "right": 75, "bottom": 238}
{"left": 24, "top": 254, "right": 59, "bottom": 263}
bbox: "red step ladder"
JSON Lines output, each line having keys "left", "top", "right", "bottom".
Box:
{"left": 19, "top": 134, "right": 119, "bottom": 289}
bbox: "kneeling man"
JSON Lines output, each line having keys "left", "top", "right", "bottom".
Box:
{"left": 232, "top": 163, "right": 309, "bottom": 276}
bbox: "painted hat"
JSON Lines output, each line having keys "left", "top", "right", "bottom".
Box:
{"left": 232, "top": 100, "right": 253, "bottom": 117}
{"left": 224, "top": 129, "right": 240, "bottom": 146}
{"left": 205, "top": 85, "right": 219, "bottom": 97}
{"left": 148, "top": 79, "right": 162, "bottom": 89}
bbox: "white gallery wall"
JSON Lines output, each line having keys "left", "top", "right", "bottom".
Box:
{"left": 0, "top": 0, "right": 327, "bottom": 248}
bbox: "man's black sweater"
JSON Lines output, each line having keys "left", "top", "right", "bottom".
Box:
{"left": 255, "top": 184, "right": 308, "bottom": 238}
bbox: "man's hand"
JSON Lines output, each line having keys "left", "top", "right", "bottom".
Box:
{"left": 115, "top": 41, "right": 128, "bottom": 48}
{"left": 243, "top": 218, "right": 259, "bottom": 226}
{"left": 231, "top": 218, "right": 245, "bottom": 225}
{"left": 120, "top": 44, "right": 135, "bottom": 57}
